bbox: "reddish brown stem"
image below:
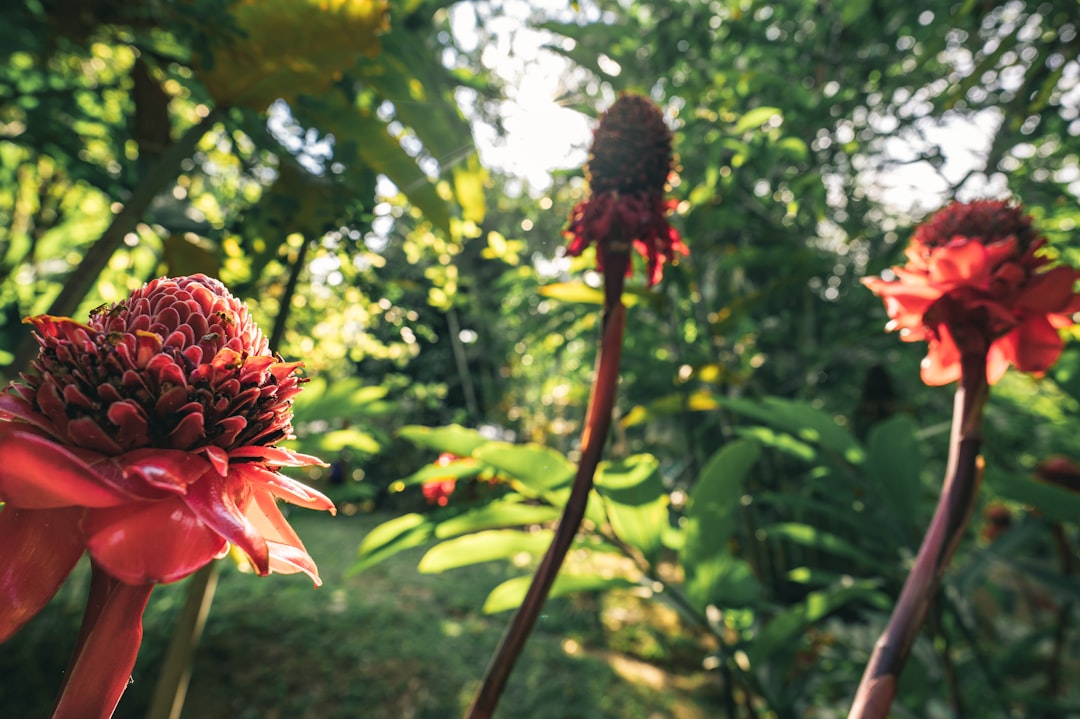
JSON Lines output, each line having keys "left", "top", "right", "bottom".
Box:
{"left": 52, "top": 564, "right": 155, "bottom": 719}
{"left": 465, "top": 257, "right": 628, "bottom": 719}
{"left": 848, "top": 353, "right": 988, "bottom": 719}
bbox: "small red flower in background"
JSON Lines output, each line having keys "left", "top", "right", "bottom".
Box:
{"left": 0, "top": 275, "right": 333, "bottom": 647}
{"left": 564, "top": 93, "right": 687, "bottom": 287}
{"left": 863, "top": 200, "right": 1080, "bottom": 385}
{"left": 421, "top": 453, "right": 466, "bottom": 507}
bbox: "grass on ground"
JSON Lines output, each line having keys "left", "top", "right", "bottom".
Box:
{"left": 0, "top": 510, "right": 726, "bottom": 718}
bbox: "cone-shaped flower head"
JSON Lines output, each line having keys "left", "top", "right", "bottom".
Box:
{"left": 564, "top": 94, "right": 687, "bottom": 287}
{"left": 0, "top": 275, "right": 334, "bottom": 643}
{"left": 864, "top": 200, "right": 1080, "bottom": 385}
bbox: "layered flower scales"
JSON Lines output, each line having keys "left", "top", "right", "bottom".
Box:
{"left": 0, "top": 274, "right": 334, "bottom": 642}
{"left": 864, "top": 200, "right": 1080, "bottom": 386}
{"left": 565, "top": 93, "right": 687, "bottom": 286}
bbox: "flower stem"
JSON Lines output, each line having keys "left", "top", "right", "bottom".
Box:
{"left": 145, "top": 562, "right": 220, "bottom": 719}
{"left": 52, "top": 565, "right": 155, "bottom": 719}
{"left": 848, "top": 353, "right": 988, "bottom": 719}
{"left": 465, "top": 260, "right": 628, "bottom": 719}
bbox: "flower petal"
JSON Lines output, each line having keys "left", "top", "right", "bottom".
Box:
{"left": 245, "top": 489, "right": 321, "bottom": 585}
{"left": 120, "top": 449, "right": 210, "bottom": 494}
{"left": 230, "top": 445, "right": 327, "bottom": 467}
{"left": 200, "top": 445, "right": 231, "bottom": 477}
{"left": 919, "top": 326, "right": 962, "bottom": 386}
{"left": 0, "top": 393, "right": 57, "bottom": 435}
{"left": 1004, "top": 315, "right": 1063, "bottom": 374}
{"left": 242, "top": 464, "right": 336, "bottom": 513}
{"left": 183, "top": 469, "right": 269, "bottom": 575}
{"left": 0, "top": 506, "right": 85, "bottom": 642}
{"left": 0, "top": 426, "right": 132, "bottom": 508}
{"left": 83, "top": 499, "right": 227, "bottom": 584}
{"left": 985, "top": 340, "right": 1012, "bottom": 386}
{"left": 1016, "top": 266, "right": 1080, "bottom": 314}
{"left": 927, "top": 239, "right": 990, "bottom": 287}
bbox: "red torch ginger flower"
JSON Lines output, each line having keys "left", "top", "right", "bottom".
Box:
{"left": 863, "top": 200, "right": 1080, "bottom": 385}
{"left": 420, "top": 452, "right": 473, "bottom": 507}
{"left": 0, "top": 275, "right": 334, "bottom": 711}
{"left": 564, "top": 93, "right": 687, "bottom": 288}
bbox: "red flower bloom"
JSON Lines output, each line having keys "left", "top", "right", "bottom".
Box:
{"left": 564, "top": 94, "right": 687, "bottom": 287}
{"left": 0, "top": 275, "right": 333, "bottom": 716}
{"left": 421, "top": 452, "right": 468, "bottom": 507}
{"left": 863, "top": 200, "right": 1080, "bottom": 385}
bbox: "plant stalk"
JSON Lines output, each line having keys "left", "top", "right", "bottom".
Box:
{"left": 847, "top": 352, "right": 988, "bottom": 719}
{"left": 52, "top": 565, "right": 155, "bottom": 719}
{"left": 465, "top": 255, "right": 629, "bottom": 719}
{"left": 145, "top": 562, "right": 220, "bottom": 719}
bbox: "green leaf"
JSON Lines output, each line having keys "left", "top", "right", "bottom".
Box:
{"left": 735, "top": 426, "right": 817, "bottom": 462}
{"left": 351, "top": 513, "right": 434, "bottom": 574}
{"left": 776, "top": 136, "right": 809, "bottom": 161}
{"left": 840, "top": 0, "right": 873, "bottom": 27}
{"left": 621, "top": 389, "right": 721, "bottom": 428}
{"left": 301, "top": 94, "right": 452, "bottom": 236}
{"left": 452, "top": 152, "right": 487, "bottom": 225}
{"left": 418, "top": 529, "right": 555, "bottom": 573}
{"left": 315, "top": 427, "right": 382, "bottom": 454}
{"left": 292, "top": 377, "right": 390, "bottom": 422}
{"left": 720, "top": 397, "right": 864, "bottom": 464}
{"left": 594, "top": 455, "right": 668, "bottom": 562}
{"left": 681, "top": 439, "right": 761, "bottom": 611}
{"left": 755, "top": 492, "right": 878, "bottom": 540}
{"left": 434, "top": 500, "right": 561, "bottom": 539}
{"left": 397, "top": 424, "right": 489, "bottom": 457}
{"left": 748, "top": 580, "right": 887, "bottom": 665}
{"left": 864, "top": 415, "right": 924, "bottom": 539}
{"left": 760, "top": 522, "right": 880, "bottom": 568}
{"left": 538, "top": 281, "right": 605, "bottom": 305}
{"left": 397, "top": 460, "right": 484, "bottom": 488}
{"left": 483, "top": 573, "right": 638, "bottom": 614}
{"left": 734, "top": 106, "right": 782, "bottom": 134}
{"left": 473, "top": 442, "right": 575, "bottom": 493}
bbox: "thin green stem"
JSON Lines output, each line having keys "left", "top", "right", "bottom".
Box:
{"left": 848, "top": 352, "right": 988, "bottom": 719}
{"left": 145, "top": 563, "right": 220, "bottom": 719}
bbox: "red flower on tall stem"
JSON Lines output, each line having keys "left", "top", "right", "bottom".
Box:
{"left": 0, "top": 274, "right": 333, "bottom": 718}
{"left": 564, "top": 93, "right": 687, "bottom": 291}
{"left": 863, "top": 200, "right": 1080, "bottom": 385}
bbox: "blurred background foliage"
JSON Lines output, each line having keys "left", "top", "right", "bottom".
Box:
{"left": 3, "top": 0, "right": 1080, "bottom": 716}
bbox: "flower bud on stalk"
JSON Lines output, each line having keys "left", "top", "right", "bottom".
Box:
{"left": 468, "top": 94, "right": 684, "bottom": 719}
{"left": 564, "top": 93, "right": 687, "bottom": 301}
{"left": 850, "top": 203, "right": 1080, "bottom": 719}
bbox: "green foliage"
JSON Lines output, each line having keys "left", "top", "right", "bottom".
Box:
{"left": 681, "top": 439, "right": 762, "bottom": 611}
{"left": 6, "top": 0, "right": 1080, "bottom": 715}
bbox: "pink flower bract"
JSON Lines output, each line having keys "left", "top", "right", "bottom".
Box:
{"left": 0, "top": 274, "right": 334, "bottom": 644}
{"left": 863, "top": 201, "right": 1080, "bottom": 386}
